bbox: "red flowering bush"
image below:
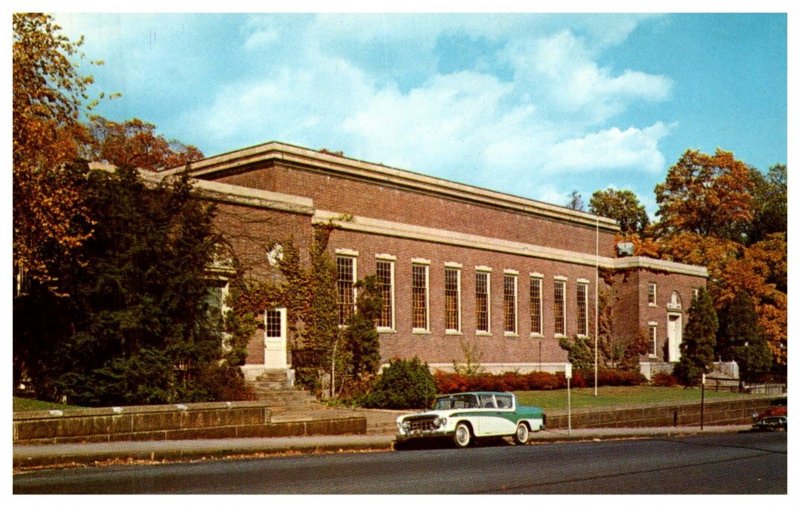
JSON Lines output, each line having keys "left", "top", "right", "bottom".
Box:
{"left": 434, "top": 368, "right": 642, "bottom": 393}
{"left": 650, "top": 372, "right": 678, "bottom": 387}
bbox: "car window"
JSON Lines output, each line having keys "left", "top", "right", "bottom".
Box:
{"left": 480, "top": 395, "right": 496, "bottom": 408}
{"left": 496, "top": 396, "right": 512, "bottom": 409}
{"left": 433, "top": 397, "right": 452, "bottom": 410}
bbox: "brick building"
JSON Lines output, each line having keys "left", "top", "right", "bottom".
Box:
{"left": 162, "top": 141, "right": 707, "bottom": 380}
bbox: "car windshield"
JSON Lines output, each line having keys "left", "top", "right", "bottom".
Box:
{"left": 433, "top": 394, "right": 480, "bottom": 409}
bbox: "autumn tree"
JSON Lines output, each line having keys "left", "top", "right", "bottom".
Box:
{"left": 589, "top": 188, "right": 649, "bottom": 235}
{"left": 86, "top": 116, "right": 204, "bottom": 171}
{"left": 715, "top": 234, "right": 787, "bottom": 366}
{"left": 13, "top": 13, "right": 102, "bottom": 290}
{"left": 673, "top": 288, "right": 717, "bottom": 386}
{"left": 652, "top": 149, "right": 787, "bottom": 375}
{"left": 654, "top": 149, "right": 755, "bottom": 241}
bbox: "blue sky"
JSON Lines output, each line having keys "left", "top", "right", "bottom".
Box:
{"left": 34, "top": 5, "right": 790, "bottom": 217}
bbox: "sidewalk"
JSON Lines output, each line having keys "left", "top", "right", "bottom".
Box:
{"left": 13, "top": 424, "right": 752, "bottom": 471}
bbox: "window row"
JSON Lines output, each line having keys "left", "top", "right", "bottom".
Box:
{"left": 336, "top": 252, "right": 592, "bottom": 338}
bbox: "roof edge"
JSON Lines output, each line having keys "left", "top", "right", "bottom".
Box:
{"left": 170, "top": 141, "right": 620, "bottom": 233}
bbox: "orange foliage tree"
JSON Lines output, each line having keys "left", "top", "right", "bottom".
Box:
{"left": 654, "top": 149, "right": 755, "bottom": 240}
{"left": 86, "top": 117, "right": 204, "bottom": 171}
{"left": 652, "top": 149, "right": 786, "bottom": 370}
{"left": 13, "top": 13, "right": 100, "bottom": 290}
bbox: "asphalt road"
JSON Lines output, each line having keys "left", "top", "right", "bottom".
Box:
{"left": 14, "top": 431, "right": 786, "bottom": 494}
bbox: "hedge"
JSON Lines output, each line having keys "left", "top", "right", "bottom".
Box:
{"left": 434, "top": 369, "right": 644, "bottom": 393}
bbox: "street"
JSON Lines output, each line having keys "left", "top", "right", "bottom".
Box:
{"left": 14, "top": 431, "right": 786, "bottom": 494}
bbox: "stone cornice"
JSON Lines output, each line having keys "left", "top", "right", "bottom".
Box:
{"left": 92, "top": 162, "right": 707, "bottom": 279}
{"left": 138, "top": 168, "right": 314, "bottom": 215}
{"left": 606, "top": 256, "right": 709, "bottom": 278}
{"left": 169, "top": 141, "right": 620, "bottom": 232}
{"left": 312, "top": 210, "right": 707, "bottom": 278}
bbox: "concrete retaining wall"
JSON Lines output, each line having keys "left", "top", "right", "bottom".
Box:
{"left": 545, "top": 396, "right": 774, "bottom": 429}
{"left": 13, "top": 401, "right": 366, "bottom": 445}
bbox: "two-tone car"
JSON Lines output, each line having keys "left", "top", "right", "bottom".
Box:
{"left": 395, "top": 391, "right": 545, "bottom": 448}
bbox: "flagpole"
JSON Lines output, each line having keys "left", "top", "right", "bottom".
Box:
{"left": 594, "top": 215, "right": 599, "bottom": 397}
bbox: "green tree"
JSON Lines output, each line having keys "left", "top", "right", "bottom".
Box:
{"left": 566, "top": 190, "right": 585, "bottom": 211}
{"left": 718, "top": 291, "right": 773, "bottom": 383}
{"left": 589, "top": 188, "right": 649, "bottom": 235}
{"left": 673, "top": 288, "right": 718, "bottom": 386}
{"left": 343, "top": 275, "right": 383, "bottom": 380}
{"left": 558, "top": 335, "right": 594, "bottom": 370}
{"left": 14, "top": 165, "right": 245, "bottom": 405}
{"left": 361, "top": 358, "right": 437, "bottom": 409}
{"left": 747, "top": 164, "right": 787, "bottom": 245}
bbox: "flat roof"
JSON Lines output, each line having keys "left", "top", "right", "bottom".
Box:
{"left": 167, "top": 141, "right": 621, "bottom": 233}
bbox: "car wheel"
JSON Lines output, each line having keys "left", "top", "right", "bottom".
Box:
{"left": 514, "top": 422, "right": 530, "bottom": 445}
{"left": 454, "top": 422, "right": 473, "bottom": 448}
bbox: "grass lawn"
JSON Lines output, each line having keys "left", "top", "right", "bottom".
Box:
{"left": 15, "top": 386, "right": 754, "bottom": 414}
{"left": 515, "top": 385, "right": 750, "bottom": 412}
{"left": 12, "top": 397, "right": 84, "bottom": 413}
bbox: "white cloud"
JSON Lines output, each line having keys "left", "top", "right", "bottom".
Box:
{"left": 341, "top": 71, "right": 515, "bottom": 172}
{"left": 542, "top": 122, "right": 672, "bottom": 174}
{"left": 55, "top": 12, "right": 678, "bottom": 205}
{"left": 505, "top": 30, "right": 672, "bottom": 125}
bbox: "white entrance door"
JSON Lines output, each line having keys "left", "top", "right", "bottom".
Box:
{"left": 667, "top": 314, "right": 683, "bottom": 362}
{"left": 264, "top": 308, "right": 288, "bottom": 369}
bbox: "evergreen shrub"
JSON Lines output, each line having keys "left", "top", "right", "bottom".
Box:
{"left": 360, "top": 357, "right": 437, "bottom": 409}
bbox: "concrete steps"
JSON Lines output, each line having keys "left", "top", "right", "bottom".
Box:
{"left": 245, "top": 369, "right": 403, "bottom": 434}
{"left": 247, "top": 369, "right": 323, "bottom": 413}
{"left": 249, "top": 388, "right": 321, "bottom": 413}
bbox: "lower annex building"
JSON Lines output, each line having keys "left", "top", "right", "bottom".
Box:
{"left": 160, "top": 141, "right": 708, "bottom": 381}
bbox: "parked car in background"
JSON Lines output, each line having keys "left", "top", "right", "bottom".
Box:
{"left": 752, "top": 415, "right": 787, "bottom": 431}
{"left": 395, "top": 391, "right": 545, "bottom": 448}
{"left": 751, "top": 395, "right": 787, "bottom": 432}
{"left": 752, "top": 395, "right": 787, "bottom": 421}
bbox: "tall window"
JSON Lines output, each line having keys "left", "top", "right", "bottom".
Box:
{"left": 336, "top": 255, "right": 356, "bottom": 326}
{"left": 649, "top": 323, "right": 658, "bottom": 356}
{"left": 577, "top": 281, "right": 589, "bottom": 337}
{"left": 503, "top": 273, "right": 518, "bottom": 334}
{"left": 412, "top": 263, "right": 429, "bottom": 331}
{"left": 554, "top": 279, "right": 566, "bottom": 336}
{"left": 376, "top": 259, "right": 394, "bottom": 330}
{"left": 475, "top": 271, "right": 491, "bottom": 333}
{"left": 445, "top": 267, "right": 461, "bottom": 332}
{"left": 648, "top": 282, "right": 658, "bottom": 306}
{"left": 530, "top": 275, "right": 543, "bottom": 336}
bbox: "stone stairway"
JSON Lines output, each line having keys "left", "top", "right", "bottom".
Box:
{"left": 248, "top": 370, "right": 322, "bottom": 414}
{"left": 246, "top": 369, "right": 403, "bottom": 434}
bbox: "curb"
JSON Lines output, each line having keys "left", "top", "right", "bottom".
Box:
{"left": 14, "top": 426, "right": 752, "bottom": 471}
{"left": 13, "top": 436, "right": 396, "bottom": 470}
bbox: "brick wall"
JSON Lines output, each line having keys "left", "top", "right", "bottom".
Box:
{"left": 199, "top": 149, "right": 705, "bottom": 372}
{"left": 217, "top": 161, "right": 618, "bottom": 258}
{"left": 609, "top": 268, "right": 706, "bottom": 364}
{"left": 327, "top": 229, "right": 596, "bottom": 366}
